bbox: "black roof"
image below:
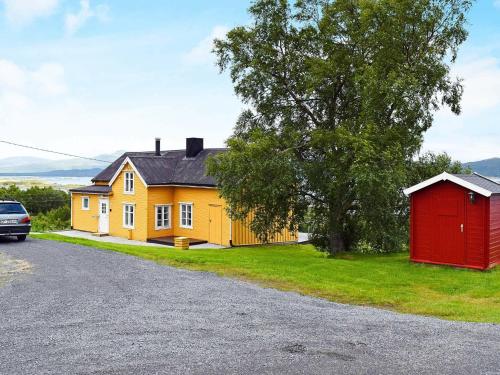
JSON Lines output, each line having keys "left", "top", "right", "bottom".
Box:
{"left": 92, "top": 149, "right": 227, "bottom": 187}
{"left": 70, "top": 185, "right": 112, "bottom": 194}
{"left": 453, "top": 174, "right": 500, "bottom": 195}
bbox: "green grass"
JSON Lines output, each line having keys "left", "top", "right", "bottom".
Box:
{"left": 31, "top": 233, "right": 500, "bottom": 323}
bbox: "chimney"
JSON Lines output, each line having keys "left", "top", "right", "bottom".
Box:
{"left": 186, "top": 138, "right": 204, "bottom": 158}
{"left": 155, "top": 137, "right": 161, "bottom": 156}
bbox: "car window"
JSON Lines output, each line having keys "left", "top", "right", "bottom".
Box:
{"left": 0, "top": 203, "right": 27, "bottom": 214}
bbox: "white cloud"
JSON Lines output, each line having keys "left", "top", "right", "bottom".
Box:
{"left": 31, "top": 63, "right": 67, "bottom": 95}
{"left": 453, "top": 57, "right": 500, "bottom": 113}
{"left": 424, "top": 55, "right": 500, "bottom": 161}
{"left": 494, "top": 1, "right": 500, "bottom": 9}
{"left": 65, "top": 0, "right": 109, "bottom": 35}
{"left": 1, "top": 0, "right": 59, "bottom": 26}
{"left": 184, "top": 25, "right": 229, "bottom": 65}
{"left": 0, "top": 59, "right": 67, "bottom": 100}
{"left": 0, "top": 91, "right": 31, "bottom": 111}
{"left": 0, "top": 59, "right": 71, "bottom": 160}
{"left": 0, "top": 59, "right": 27, "bottom": 90}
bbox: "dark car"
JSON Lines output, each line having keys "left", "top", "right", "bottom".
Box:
{"left": 0, "top": 200, "right": 31, "bottom": 241}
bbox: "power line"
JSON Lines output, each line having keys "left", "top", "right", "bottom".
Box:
{"left": 0, "top": 139, "right": 112, "bottom": 164}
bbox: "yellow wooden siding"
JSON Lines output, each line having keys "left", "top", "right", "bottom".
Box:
{"left": 147, "top": 186, "right": 175, "bottom": 239}
{"left": 108, "top": 164, "right": 148, "bottom": 241}
{"left": 172, "top": 187, "right": 231, "bottom": 246}
{"left": 94, "top": 181, "right": 108, "bottom": 186}
{"left": 71, "top": 193, "right": 99, "bottom": 233}
{"left": 231, "top": 211, "right": 298, "bottom": 246}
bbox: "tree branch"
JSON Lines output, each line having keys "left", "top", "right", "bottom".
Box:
{"left": 300, "top": 190, "right": 326, "bottom": 204}
{"left": 269, "top": 71, "right": 323, "bottom": 127}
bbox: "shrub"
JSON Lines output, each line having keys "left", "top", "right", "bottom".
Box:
{"left": 0, "top": 185, "right": 69, "bottom": 215}
{"left": 353, "top": 240, "right": 409, "bottom": 254}
{"left": 31, "top": 206, "right": 71, "bottom": 232}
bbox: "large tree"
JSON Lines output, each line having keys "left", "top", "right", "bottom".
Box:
{"left": 208, "top": 0, "right": 472, "bottom": 254}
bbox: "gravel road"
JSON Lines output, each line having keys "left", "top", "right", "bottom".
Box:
{"left": 0, "top": 238, "right": 499, "bottom": 375}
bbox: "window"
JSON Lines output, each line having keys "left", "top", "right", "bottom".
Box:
{"left": 0, "top": 203, "right": 27, "bottom": 214}
{"left": 124, "top": 172, "right": 134, "bottom": 194}
{"left": 155, "top": 205, "right": 171, "bottom": 230}
{"left": 180, "top": 203, "right": 193, "bottom": 228}
{"left": 82, "top": 197, "right": 90, "bottom": 210}
{"left": 123, "top": 204, "right": 135, "bottom": 229}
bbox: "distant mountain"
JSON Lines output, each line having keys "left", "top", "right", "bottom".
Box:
{"left": 0, "top": 151, "right": 123, "bottom": 174}
{"left": 464, "top": 158, "right": 500, "bottom": 177}
{"left": 0, "top": 168, "right": 103, "bottom": 177}
{"left": 0, "top": 156, "right": 48, "bottom": 168}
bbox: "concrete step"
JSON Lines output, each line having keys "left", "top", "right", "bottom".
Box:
{"left": 92, "top": 232, "right": 109, "bottom": 237}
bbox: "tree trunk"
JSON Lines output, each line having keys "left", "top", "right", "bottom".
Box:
{"left": 328, "top": 208, "right": 346, "bottom": 255}
{"left": 329, "top": 231, "right": 345, "bottom": 255}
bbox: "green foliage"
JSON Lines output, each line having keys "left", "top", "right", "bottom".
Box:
{"left": 208, "top": 133, "right": 307, "bottom": 242}
{"left": 353, "top": 240, "right": 379, "bottom": 254}
{"left": 0, "top": 185, "right": 69, "bottom": 215}
{"left": 209, "top": 0, "right": 472, "bottom": 254}
{"left": 31, "top": 206, "right": 71, "bottom": 232}
{"left": 34, "top": 234, "right": 500, "bottom": 323}
{"left": 0, "top": 185, "right": 70, "bottom": 232}
{"left": 298, "top": 207, "right": 313, "bottom": 232}
{"left": 408, "top": 151, "right": 471, "bottom": 186}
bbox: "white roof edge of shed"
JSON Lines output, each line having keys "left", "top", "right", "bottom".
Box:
{"left": 403, "top": 172, "right": 493, "bottom": 197}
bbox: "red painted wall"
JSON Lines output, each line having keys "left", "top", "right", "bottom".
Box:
{"left": 489, "top": 195, "right": 500, "bottom": 268}
{"left": 411, "top": 187, "right": 434, "bottom": 263}
{"left": 411, "top": 181, "right": 489, "bottom": 270}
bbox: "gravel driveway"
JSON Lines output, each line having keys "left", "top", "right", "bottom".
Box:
{"left": 0, "top": 238, "right": 499, "bottom": 375}
{"left": 0, "top": 251, "right": 30, "bottom": 287}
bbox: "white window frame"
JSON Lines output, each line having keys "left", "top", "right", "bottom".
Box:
{"left": 155, "top": 204, "right": 172, "bottom": 230}
{"left": 124, "top": 172, "right": 135, "bottom": 194}
{"left": 81, "top": 196, "right": 90, "bottom": 210}
{"left": 123, "top": 203, "right": 135, "bottom": 229}
{"left": 179, "top": 202, "right": 193, "bottom": 229}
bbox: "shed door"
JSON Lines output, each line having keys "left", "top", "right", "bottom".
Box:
{"left": 465, "top": 194, "right": 486, "bottom": 268}
{"left": 433, "top": 185, "right": 465, "bottom": 265}
{"left": 209, "top": 205, "right": 222, "bottom": 245}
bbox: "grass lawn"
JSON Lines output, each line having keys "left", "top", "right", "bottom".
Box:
{"left": 32, "top": 233, "right": 500, "bottom": 323}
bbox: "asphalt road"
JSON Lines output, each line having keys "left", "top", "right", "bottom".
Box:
{"left": 0, "top": 238, "right": 499, "bottom": 375}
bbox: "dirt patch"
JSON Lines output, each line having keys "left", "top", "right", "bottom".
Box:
{"left": 282, "top": 343, "right": 356, "bottom": 361}
{"left": 282, "top": 343, "right": 307, "bottom": 354}
{"left": 0, "top": 252, "right": 31, "bottom": 287}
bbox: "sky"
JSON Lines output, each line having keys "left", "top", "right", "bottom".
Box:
{"left": 0, "top": 0, "right": 499, "bottom": 163}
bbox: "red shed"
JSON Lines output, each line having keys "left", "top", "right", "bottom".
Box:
{"left": 404, "top": 172, "right": 500, "bottom": 270}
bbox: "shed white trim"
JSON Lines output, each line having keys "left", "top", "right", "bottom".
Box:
{"left": 403, "top": 172, "right": 493, "bottom": 197}
{"left": 108, "top": 157, "right": 147, "bottom": 188}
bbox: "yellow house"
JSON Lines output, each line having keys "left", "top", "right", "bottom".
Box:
{"left": 70, "top": 138, "right": 297, "bottom": 247}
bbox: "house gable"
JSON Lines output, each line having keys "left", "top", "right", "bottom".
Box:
{"left": 108, "top": 157, "right": 148, "bottom": 188}
{"left": 107, "top": 161, "right": 149, "bottom": 241}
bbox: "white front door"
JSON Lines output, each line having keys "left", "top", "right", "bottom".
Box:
{"left": 98, "top": 198, "right": 109, "bottom": 233}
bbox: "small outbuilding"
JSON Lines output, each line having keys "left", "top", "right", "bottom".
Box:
{"left": 404, "top": 172, "right": 500, "bottom": 270}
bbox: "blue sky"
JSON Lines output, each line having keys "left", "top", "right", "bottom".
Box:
{"left": 0, "top": 0, "right": 499, "bottom": 163}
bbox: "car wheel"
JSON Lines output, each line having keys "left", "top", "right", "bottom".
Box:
{"left": 17, "top": 235, "right": 27, "bottom": 242}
